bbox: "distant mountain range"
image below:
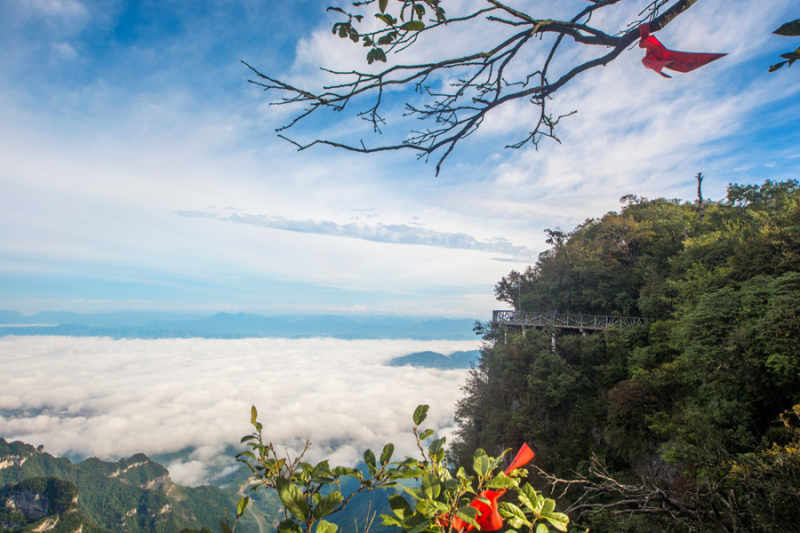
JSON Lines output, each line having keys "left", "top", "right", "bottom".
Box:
{"left": 387, "top": 350, "right": 481, "bottom": 369}
{"left": 0, "top": 311, "right": 477, "bottom": 340}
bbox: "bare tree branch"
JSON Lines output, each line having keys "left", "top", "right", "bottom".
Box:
{"left": 246, "top": 0, "right": 700, "bottom": 175}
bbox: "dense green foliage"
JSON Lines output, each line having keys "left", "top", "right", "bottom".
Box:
{"left": 0, "top": 440, "right": 261, "bottom": 533}
{"left": 456, "top": 180, "right": 800, "bottom": 532}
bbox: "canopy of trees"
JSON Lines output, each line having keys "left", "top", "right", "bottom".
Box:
{"left": 456, "top": 179, "right": 800, "bottom": 532}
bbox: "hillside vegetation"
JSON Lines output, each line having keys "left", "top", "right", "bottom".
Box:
{"left": 0, "top": 440, "right": 267, "bottom": 533}
{"left": 454, "top": 180, "right": 800, "bottom": 532}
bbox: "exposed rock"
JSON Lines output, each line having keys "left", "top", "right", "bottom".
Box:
{"left": 144, "top": 474, "right": 173, "bottom": 493}
{"left": 5, "top": 488, "right": 51, "bottom": 520}
{"left": 108, "top": 462, "right": 147, "bottom": 478}
{"left": 31, "top": 515, "right": 59, "bottom": 532}
{"left": 632, "top": 453, "right": 681, "bottom": 484}
{"left": 0, "top": 455, "right": 28, "bottom": 470}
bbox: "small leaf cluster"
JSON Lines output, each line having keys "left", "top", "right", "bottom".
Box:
{"left": 496, "top": 484, "right": 569, "bottom": 533}
{"left": 770, "top": 19, "right": 800, "bottom": 72}
{"left": 328, "top": 1, "right": 446, "bottom": 64}
{"left": 379, "top": 405, "right": 567, "bottom": 533}
{"left": 231, "top": 406, "right": 399, "bottom": 533}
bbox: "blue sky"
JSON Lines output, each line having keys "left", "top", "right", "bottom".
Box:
{"left": 1, "top": 0, "right": 798, "bottom": 317}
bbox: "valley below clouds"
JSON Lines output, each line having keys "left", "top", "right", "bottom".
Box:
{"left": 0, "top": 336, "right": 478, "bottom": 486}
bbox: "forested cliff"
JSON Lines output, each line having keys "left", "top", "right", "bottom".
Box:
{"left": 453, "top": 180, "right": 800, "bottom": 532}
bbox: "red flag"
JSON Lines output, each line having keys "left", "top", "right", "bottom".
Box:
{"left": 450, "top": 444, "right": 535, "bottom": 532}
{"left": 639, "top": 23, "right": 726, "bottom": 77}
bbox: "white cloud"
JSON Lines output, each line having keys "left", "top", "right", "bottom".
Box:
{"left": 52, "top": 42, "right": 77, "bottom": 60}
{"left": 20, "top": 0, "right": 91, "bottom": 33}
{"left": 173, "top": 210, "right": 536, "bottom": 260}
{"left": 0, "top": 335, "right": 478, "bottom": 486}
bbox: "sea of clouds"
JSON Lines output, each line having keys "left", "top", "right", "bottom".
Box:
{"left": 0, "top": 335, "right": 478, "bottom": 486}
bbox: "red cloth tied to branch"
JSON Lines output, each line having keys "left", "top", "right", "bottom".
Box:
{"left": 450, "top": 444, "right": 535, "bottom": 532}
{"left": 639, "top": 23, "right": 726, "bottom": 77}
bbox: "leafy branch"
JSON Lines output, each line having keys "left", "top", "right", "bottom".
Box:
{"left": 231, "top": 404, "right": 569, "bottom": 533}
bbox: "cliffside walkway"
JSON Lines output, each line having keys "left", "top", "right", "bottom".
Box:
{"left": 492, "top": 310, "right": 653, "bottom": 332}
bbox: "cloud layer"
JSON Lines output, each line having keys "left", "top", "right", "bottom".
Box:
{"left": 0, "top": 335, "right": 478, "bottom": 485}
{"left": 174, "top": 210, "right": 536, "bottom": 260}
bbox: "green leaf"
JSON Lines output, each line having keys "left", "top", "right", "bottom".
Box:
{"left": 379, "top": 0, "right": 388, "bottom": 14}
{"left": 544, "top": 512, "right": 569, "bottom": 532}
{"left": 250, "top": 405, "right": 258, "bottom": 426}
{"left": 313, "top": 492, "right": 343, "bottom": 519}
{"left": 400, "top": 20, "right": 425, "bottom": 31}
{"left": 428, "top": 437, "right": 445, "bottom": 459}
{"left": 315, "top": 520, "right": 338, "bottom": 533}
{"left": 366, "top": 47, "right": 387, "bottom": 64}
{"left": 240, "top": 435, "right": 257, "bottom": 443}
{"left": 414, "top": 4, "right": 425, "bottom": 19}
{"left": 392, "top": 467, "right": 427, "bottom": 479}
{"left": 421, "top": 472, "right": 441, "bottom": 499}
{"left": 402, "top": 485, "right": 425, "bottom": 501}
{"left": 312, "top": 460, "right": 333, "bottom": 478}
{"left": 540, "top": 499, "right": 556, "bottom": 518}
{"left": 770, "top": 61, "right": 789, "bottom": 72}
{"left": 413, "top": 405, "right": 429, "bottom": 425}
{"left": 473, "top": 455, "right": 491, "bottom": 478}
{"left": 533, "top": 494, "right": 545, "bottom": 516}
{"left": 499, "top": 502, "right": 530, "bottom": 528}
{"left": 236, "top": 496, "right": 249, "bottom": 518}
{"left": 416, "top": 500, "right": 450, "bottom": 517}
{"left": 380, "top": 443, "right": 394, "bottom": 465}
{"left": 327, "top": 7, "right": 346, "bottom": 15}
{"left": 276, "top": 478, "right": 310, "bottom": 521}
{"left": 380, "top": 514, "right": 402, "bottom": 527}
{"left": 419, "top": 429, "right": 435, "bottom": 440}
{"left": 332, "top": 466, "right": 358, "bottom": 477}
{"left": 236, "top": 451, "right": 256, "bottom": 462}
{"left": 389, "top": 494, "right": 412, "bottom": 518}
{"left": 220, "top": 521, "right": 232, "bottom": 533}
{"left": 521, "top": 484, "right": 537, "bottom": 501}
{"left": 486, "top": 472, "right": 517, "bottom": 489}
{"left": 536, "top": 524, "right": 549, "bottom": 533}
{"left": 375, "top": 13, "right": 396, "bottom": 26}
{"left": 774, "top": 19, "right": 800, "bottom": 36}
{"left": 455, "top": 506, "right": 480, "bottom": 529}
{"left": 364, "top": 449, "right": 377, "bottom": 471}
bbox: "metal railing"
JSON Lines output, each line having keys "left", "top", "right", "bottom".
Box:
{"left": 492, "top": 310, "right": 653, "bottom": 331}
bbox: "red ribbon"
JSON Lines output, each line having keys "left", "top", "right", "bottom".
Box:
{"left": 639, "top": 23, "right": 726, "bottom": 77}
{"left": 450, "top": 444, "right": 535, "bottom": 532}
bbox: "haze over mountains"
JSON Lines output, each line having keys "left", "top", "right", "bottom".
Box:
{"left": 0, "top": 311, "right": 477, "bottom": 340}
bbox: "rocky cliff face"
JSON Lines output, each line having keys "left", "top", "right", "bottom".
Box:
{"left": 5, "top": 488, "right": 52, "bottom": 520}
{"left": 0, "top": 477, "right": 91, "bottom": 533}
